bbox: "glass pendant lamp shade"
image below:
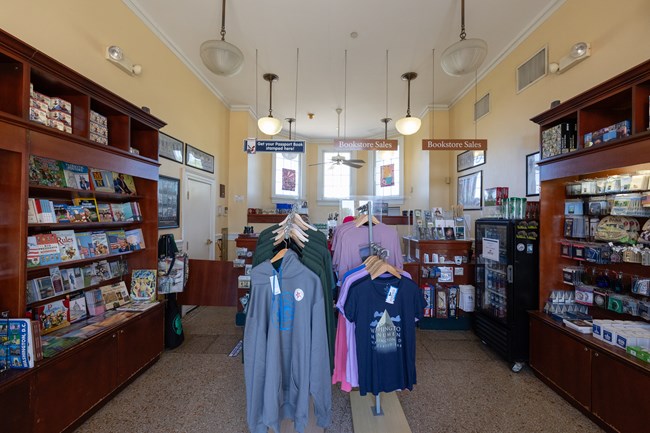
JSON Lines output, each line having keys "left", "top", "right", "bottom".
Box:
{"left": 395, "top": 72, "right": 421, "bottom": 136}
{"left": 200, "top": 39, "right": 244, "bottom": 76}
{"left": 440, "top": 38, "right": 487, "bottom": 76}
{"left": 200, "top": 0, "right": 244, "bottom": 77}
{"left": 258, "top": 116, "right": 282, "bottom": 135}
{"left": 395, "top": 116, "right": 421, "bottom": 136}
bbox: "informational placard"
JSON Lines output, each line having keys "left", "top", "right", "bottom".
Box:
{"left": 482, "top": 238, "right": 500, "bottom": 262}
{"left": 422, "top": 139, "right": 487, "bottom": 151}
{"left": 243, "top": 139, "right": 305, "bottom": 154}
{"left": 334, "top": 139, "right": 397, "bottom": 151}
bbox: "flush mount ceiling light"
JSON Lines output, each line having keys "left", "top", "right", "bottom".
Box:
{"left": 549, "top": 42, "right": 591, "bottom": 74}
{"left": 105, "top": 45, "right": 142, "bottom": 76}
{"left": 395, "top": 72, "right": 421, "bottom": 136}
{"left": 258, "top": 73, "right": 282, "bottom": 136}
{"left": 441, "top": 0, "right": 487, "bottom": 76}
{"left": 200, "top": 0, "right": 244, "bottom": 77}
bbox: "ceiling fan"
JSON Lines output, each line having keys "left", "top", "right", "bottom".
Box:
{"left": 309, "top": 107, "right": 365, "bottom": 169}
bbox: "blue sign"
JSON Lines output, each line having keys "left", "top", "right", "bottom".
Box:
{"left": 244, "top": 139, "right": 305, "bottom": 154}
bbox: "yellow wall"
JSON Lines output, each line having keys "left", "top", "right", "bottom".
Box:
{"left": 1, "top": 0, "right": 230, "bottom": 252}
{"left": 449, "top": 0, "right": 650, "bottom": 224}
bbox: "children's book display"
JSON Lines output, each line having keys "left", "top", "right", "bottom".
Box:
{"left": 130, "top": 269, "right": 157, "bottom": 301}
{"left": 0, "top": 318, "right": 37, "bottom": 369}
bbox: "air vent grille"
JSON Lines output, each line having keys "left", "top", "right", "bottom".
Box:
{"left": 517, "top": 47, "right": 547, "bottom": 93}
{"left": 474, "top": 93, "right": 490, "bottom": 121}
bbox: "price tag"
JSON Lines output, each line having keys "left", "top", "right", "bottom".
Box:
{"left": 385, "top": 285, "right": 398, "bottom": 304}
{"left": 270, "top": 275, "right": 281, "bottom": 295}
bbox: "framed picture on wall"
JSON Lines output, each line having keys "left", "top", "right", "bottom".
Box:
{"left": 185, "top": 144, "right": 215, "bottom": 173}
{"left": 457, "top": 150, "right": 486, "bottom": 172}
{"left": 526, "top": 152, "right": 541, "bottom": 196}
{"left": 158, "top": 175, "right": 180, "bottom": 229}
{"left": 158, "top": 132, "right": 184, "bottom": 164}
{"left": 457, "top": 170, "right": 482, "bottom": 210}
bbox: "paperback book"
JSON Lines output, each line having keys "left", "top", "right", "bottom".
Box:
{"left": 49, "top": 266, "right": 65, "bottom": 294}
{"left": 35, "top": 233, "right": 62, "bottom": 266}
{"left": 101, "top": 281, "right": 131, "bottom": 310}
{"left": 95, "top": 260, "right": 113, "bottom": 280}
{"left": 33, "top": 300, "right": 70, "bottom": 335}
{"left": 52, "top": 202, "right": 72, "bottom": 223}
{"left": 84, "top": 288, "right": 106, "bottom": 316}
{"left": 35, "top": 276, "right": 55, "bottom": 299}
{"left": 131, "top": 269, "right": 157, "bottom": 301}
{"left": 35, "top": 199, "right": 56, "bottom": 223}
{"left": 125, "top": 228, "right": 145, "bottom": 251}
{"left": 89, "top": 168, "right": 115, "bottom": 192}
{"left": 113, "top": 172, "right": 137, "bottom": 195}
{"left": 81, "top": 263, "right": 102, "bottom": 287}
{"left": 97, "top": 203, "right": 114, "bottom": 222}
{"left": 66, "top": 292, "right": 88, "bottom": 323}
{"left": 110, "top": 203, "right": 126, "bottom": 221}
{"left": 26, "top": 280, "right": 40, "bottom": 304}
{"left": 106, "top": 229, "right": 129, "bottom": 254}
{"left": 61, "top": 162, "right": 91, "bottom": 190}
{"left": 52, "top": 229, "right": 82, "bottom": 261}
{"left": 26, "top": 235, "right": 40, "bottom": 268}
{"left": 29, "top": 155, "right": 66, "bottom": 187}
{"left": 72, "top": 198, "right": 99, "bottom": 222}
{"left": 91, "top": 231, "right": 110, "bottom": 256}
{"left": 75, "top": 232, "right": 96, "bottom": 258}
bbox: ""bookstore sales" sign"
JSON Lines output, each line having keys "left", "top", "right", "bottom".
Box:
{"left": 421, "top": 139, "right": 487, "bottom": 151}
{"left": 335, "top": 139, "right": 398, "bottom": 151}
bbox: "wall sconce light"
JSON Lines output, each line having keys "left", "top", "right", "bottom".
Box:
{"left": 549, "top": 42, "right": 591, "bottom": 74}
{"left": 106, "top": 46, "right": 142, "bottom": 76}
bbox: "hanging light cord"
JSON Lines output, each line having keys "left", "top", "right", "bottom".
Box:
{"left": 344, "top": 49, "right": 347, "bottom": 140}
{"left": 255, "top": 49, "right": 258, "bottom": 139}
{"left": 406, "top": 76, "right": 412, "bottom": 117}
{"left": 268, "top": 77, "right": 274, "bottom": 117}
{"left": 220, "top": 0, "right": 227, "bottom": 40}
{"left": 385, "top": 50, "right": 389, "bottom": 120}
{"left": 474, "top": 69, "right": 478, "bottom": 139}
{"left": 432, "top": 48, "right": 435, "bottom": 138}
{"left": 460, "top": 0, "right": 467, "bottom": 40}
{"left": 294, "top": 48, "right": 299, "bottom": 122}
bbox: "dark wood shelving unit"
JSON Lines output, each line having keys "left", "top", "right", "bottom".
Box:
{"left": 530, "top": 59, "right": 650, "bottom": 433}
{"left": 0, "top": 28, "right": 166, "bottom": 433}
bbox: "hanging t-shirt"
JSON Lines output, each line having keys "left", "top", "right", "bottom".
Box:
{"left": 344, "top": 275, "right": 425, "bottom": 396}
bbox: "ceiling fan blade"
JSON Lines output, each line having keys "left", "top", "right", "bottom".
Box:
{"left": 346, "top": 159, "right": 366, "bottom": 164}
{"left": 342, "top": 161, "right": 363, "bottom": 169}
{"left": 308, "top": 162, "right": 329, "bottom": 167}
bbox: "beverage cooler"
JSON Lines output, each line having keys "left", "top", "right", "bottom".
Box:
{"left": 474, "top": 218, "right": 539, "bottom": 371}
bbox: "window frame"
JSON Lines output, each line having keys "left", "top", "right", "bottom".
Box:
{"left": 369, "top": 136, "right": 405, "bottom": 204}
{"left": 316, "top": 146, "right": 357, "bottom": 206}
{"left": 271, "top": 152, "right": 305, "bottom": 202}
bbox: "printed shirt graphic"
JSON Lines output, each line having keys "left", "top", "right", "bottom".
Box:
{"left": 372, "top": 310, "right": 401, "bottom": 354}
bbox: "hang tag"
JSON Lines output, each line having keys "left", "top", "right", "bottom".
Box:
{"left": 385, "top": 285, "right": 398, "bottom": 304}
{"left": 270, "top": 275, "right": 281, "bottom": 295}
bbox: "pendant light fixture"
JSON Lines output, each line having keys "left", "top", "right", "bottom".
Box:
{"left": 258, "top": 73, "right": 282, "bottom": 136}
{"left": 200, "top": 0, "right": 244, "bottom": 77}
{"left": 440, "top": 0, "right": 487, "bottom": 77}
{"left": 395, "top": 72, "right": 421, "bottom": 136}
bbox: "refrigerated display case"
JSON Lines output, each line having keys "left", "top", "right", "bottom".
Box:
{"left": 474, "top": 218, "right": 539, "bottom": 371}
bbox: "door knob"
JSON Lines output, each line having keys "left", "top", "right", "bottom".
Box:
{"left": 206, "top": 238, "right": 213, "bottom": 245}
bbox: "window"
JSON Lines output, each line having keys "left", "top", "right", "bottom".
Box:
{"left": 272, "top": 152, "right": 303, "bottom": 201}
{"left": 372, "top": 138, "right": 404, "bottom": 202}
{"left": 318, "top": 149, "right": 353, "bottom": 204}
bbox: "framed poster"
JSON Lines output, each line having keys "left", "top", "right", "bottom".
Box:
{"left": 158, "top": 175, "right": 180, "bottom": 229}
{"left": 457, "top": 150, "right": 485, "bottom": 172}
{"left": 457, "top": 170, "right": 482, "bottom": 210}
{"left": 185, "top": 144, "right": 214, "bottom": 173}
{"left": 158, "top": 132, "right": 184, "bottom": 163}
{"left": 526, "top": 151, "right": 541, "bottom": 196}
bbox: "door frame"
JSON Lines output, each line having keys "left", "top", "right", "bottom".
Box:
{"left": 182, "top": 167, "right": 216, "bottom": 260}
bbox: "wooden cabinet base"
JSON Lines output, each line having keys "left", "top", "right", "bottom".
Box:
{"left": 0, "top": 304, "right": 163, "bottom": 433}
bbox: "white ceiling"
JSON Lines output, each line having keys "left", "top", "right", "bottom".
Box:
{"left": 124, "top": 0, "right": 562, "bottom": 140}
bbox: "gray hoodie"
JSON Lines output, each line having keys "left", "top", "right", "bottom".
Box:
{"left": 244, "top": 249, "right": 332, "bottom": 433}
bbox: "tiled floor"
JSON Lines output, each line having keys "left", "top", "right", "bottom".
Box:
{"left": 75, "top": 307, "right": 603, "bottom": 433}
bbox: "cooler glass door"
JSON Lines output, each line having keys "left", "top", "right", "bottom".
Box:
{"left": 476, "top": 222, "right": 510, "bottom": 324}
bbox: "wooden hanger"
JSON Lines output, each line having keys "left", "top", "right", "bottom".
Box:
{"left": 368, "top": 259, "right": 402, "bottom": 280}
{"left": 271, "top": 248, "right": 288, "bottom": 263}
{"left": 363, "top": 255, "right": 380, "bottom": 268}
{"left": 354, "top": 213, "right": 381, "bottom": 227}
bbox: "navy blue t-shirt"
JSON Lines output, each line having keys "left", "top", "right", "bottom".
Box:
{"left": 344, "top": 275, "right": 425, "bottom": 396}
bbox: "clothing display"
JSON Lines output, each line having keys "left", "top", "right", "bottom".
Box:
{"left": 244, "top": 249, "right": 332, "bottom": 433}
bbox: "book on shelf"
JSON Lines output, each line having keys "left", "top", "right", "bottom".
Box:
{"left": 30, "top": 320, "right": 43, "bottom": 362}
{"left": 29, "top": 155, "right": 66, "bottom": 188}
{"left": 106, "top": 229, "right": 128, "bottom": 254}
{"left": 34, "top": 276, "right": 55, "bottom": 300}
{"left": 100, "top": 281, "right": 131, "bottom": 310}
{"left": 84, "top": 288, "right": 106, "bottom": 316}
{"left": 35, "top": 233, "right": 62, "bottom": 266}
{"left": 0, "top": 318, "right": 36, "bottom": 369}
{"left": 91, "top": 231, "right": 110, "bottom": 256}
{"left": 66, "top": 292, "right": 88, "bottom": 323}
{"left": 32, "top": 299, "right": 70, "bottom": 335}
{"left": 130, "top": 269, "right": 157, "bottom": 301}
{"left": 52, "top": 201, "right": 72, "bottom": 223}
{"left": 125, "top": 228, "right": 146, "bottom": 251}
{"left": 97, "top": 202, "right": 114, "bottom": 222}
{"left": 52, "top": 229, "right": 82, "bottom": 261}
{"left": 110, "top": 203, "right": 126, "bottom": 222}
{"left": 81, "top": 263, "right": 102, "bottom": 287}
{"left": 89, "top": 168, "right": 115, "bottom": 193}
{"left": 113, "top": 172, "right": 137, "bottom": 195}
{"left": 116, "top": 300, "right": 159, "bottom": 312}
{"left": 109, "top": 259, "right": 128, "bottom": 278}
{"left": 121, "top": 201, "right": 135, "bottom": 222}
{"left": 35, "top": 199, "right": 56, "bottom": 223}
{"left": 27, "top": 198, "right": 38, "bottom": 223}
{"left": 27, "top": 235, "right": 40, "bottom": 268}
{"left": 26, "top": 279, "right": 40, "bottom": 304}
{"left": 60, "top": 161, "right": 91, "bottom": 190}
{"left": 49, "top": 266, "right": 65, "bottom": 294}
{"left": 59, "top": 268, "right": 77, "bottom": 292}
{"left": 95, "top": 260, "right": 113, "bottom": 280}
{"left": 75, "top": 231, "right": 96, "bottom": 258}
{"left": 72, "top": 198, "right": 99, "bottom": 222}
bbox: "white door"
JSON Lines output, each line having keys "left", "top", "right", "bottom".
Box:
{"left": 182, "top": 170, "right": 215, "bottom": 260}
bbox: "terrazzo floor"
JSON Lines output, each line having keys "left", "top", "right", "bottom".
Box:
{"left": 75, "top": 306, "right": 603, "bottom": 433}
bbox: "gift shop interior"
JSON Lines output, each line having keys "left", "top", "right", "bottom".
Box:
{"left": 1, "top": 1, "right": 650, "bottom": 432}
